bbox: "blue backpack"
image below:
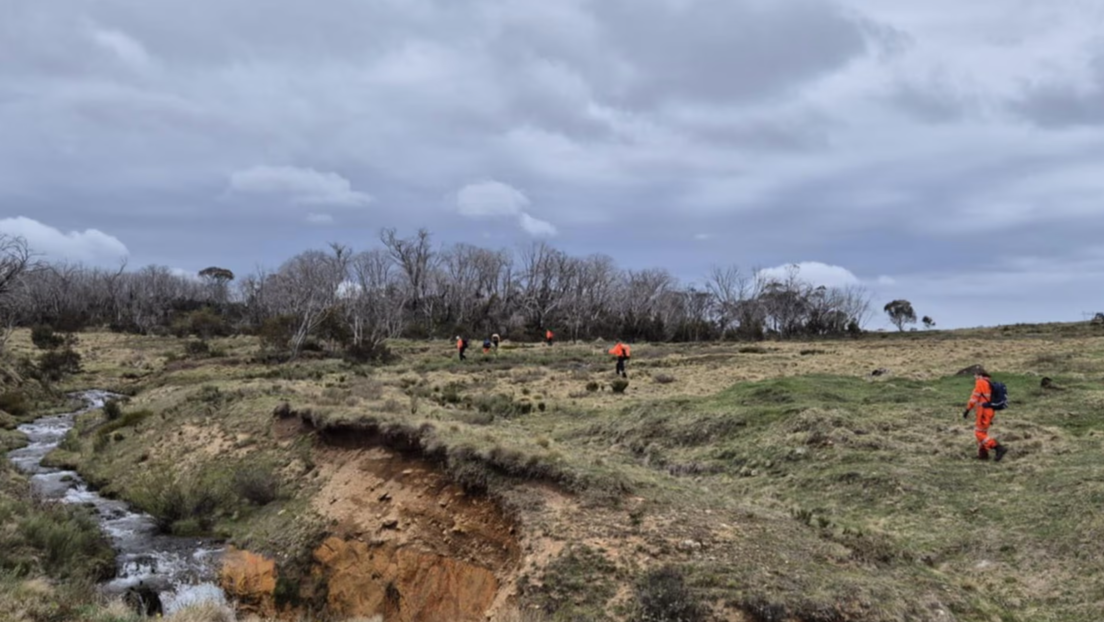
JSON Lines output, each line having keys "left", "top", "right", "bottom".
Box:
{"left": 986, "top": 379, "right": 1008, "bottom": 411}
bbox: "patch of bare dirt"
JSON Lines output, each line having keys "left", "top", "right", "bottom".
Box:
{"left": 301, "top": 445, "right": 521, "bottom": 619}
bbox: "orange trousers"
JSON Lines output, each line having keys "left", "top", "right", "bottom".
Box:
{"left": 975, "top": 407, "right": 998, "bottom": 450}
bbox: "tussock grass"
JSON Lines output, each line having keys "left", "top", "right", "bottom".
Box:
{"left": 0, "top": 460, "right": 116, "bottom": 611}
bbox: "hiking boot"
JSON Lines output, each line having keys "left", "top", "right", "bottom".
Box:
{"left": 994, "top": 444, "right": 1008, "bottom": 462}
{"left": 977, "top": 447, "right": 990, "bottom": 460}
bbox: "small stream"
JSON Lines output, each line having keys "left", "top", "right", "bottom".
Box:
{"left": 6, "top": 390, "right": 229, "bottom": 614}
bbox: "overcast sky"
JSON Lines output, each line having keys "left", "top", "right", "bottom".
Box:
{"left": 3, "top": 0, "right": 1104, "bottom": 329}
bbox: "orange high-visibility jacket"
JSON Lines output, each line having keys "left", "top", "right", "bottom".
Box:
{"left": 546, "top": 330, "right": 554, "bottom": 339}
{"left": 966, "top": 378, "right": 992, "bottom": 411}
{"left": 609, "top": 343, "right": 630, "bottom": 358}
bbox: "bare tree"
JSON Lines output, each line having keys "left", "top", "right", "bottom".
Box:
{"left": 344, "top": 249, "right": 406, "bottom": 353}
{"left": 380, "top": 228, "right": 438, "bottom": 334}
{"left": 705, "top": 265, "right": 761, "bottom": 336}
{"left": 268, "top": 244, "right": 351, "bottom": 358}
{"left": 0, "top": 235, "right": 37, "bottom": 354}
{"left": 518, "top": 241, "right": 572, "bottom": 332}
{"left": 3, "top": 227, "right": 879, "bottom": 347}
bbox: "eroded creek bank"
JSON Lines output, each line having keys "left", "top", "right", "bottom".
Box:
{"left": 222, "top": 409, "right": 523, "bottom": 621}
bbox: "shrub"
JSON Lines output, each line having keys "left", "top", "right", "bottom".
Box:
{"left": 36, "top": 348, "right": 83, "bottom": 383}
{"left": 197, "top": 385, "right": 222, "bottom": 403}
{"left": 0, "top": 391, "right": 30, "bottom": 418}
{"left": 102, "top": 399, "right": 123, "bottom": 422}
{"left": 184, "top": 340, "right": 211, "bottom": 358}
{"left": 129, "top": 466, "right": 229, "bottom": 534}
{"left": 258, "top": 315, "right": 297, "bottom": 352}
{"left": 526, "top": 545, "right": 618, "bottom": 619}
{"left": 470, "top": 394, "right": 533, "bottom": 418}
{"left": 653, "top": 374, "right": 677, "bottom": 384}
{"left": 96, "top": 409, "right": 154, "bottom": 439}
{"left": 172, "top": 308, "right": 231, "bottom": 339}
{"left": 611, "top": 379, "right": 630, "bottom": 394}
{"left": 585, "top": 381, "right": 601, "bottom": 393}
{"left": 632, "top": 565, "right": 707, "bottom": 622}
{"left": 15, "top": 504, "right": 115, "bottom": 580}
{"left": 738, "top": 346, "right": 767, "bottom": 354}
{"left": 344, "top": 341, "right": 395, "bottom": 364}
{"left": 232, "top": 462, "right": 281, "bottom": 506}
{"left": 57, "top": 430, "right": 81, "bottom": 453}
{"left": 30, "top": 325, "right": 65, "bottom": 350}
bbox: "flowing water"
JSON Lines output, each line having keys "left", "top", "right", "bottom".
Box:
{"left": 6, "top": 390, "right": 229, "bottom": 614}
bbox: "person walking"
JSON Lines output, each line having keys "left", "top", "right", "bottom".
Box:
{"left": 482, "top": 338, "right": 492, "bottom": 355}
{"left": 609, "top": 341, "right": 631, "bottom": 378}
{"left": 456, "top": 336, "right": 468, "bottom": 361}
{"left": 963, "top": 367, "right": 1008, "bottom": 461}
{"left": 545, "top": 329, "right": 555, "bottom": 346}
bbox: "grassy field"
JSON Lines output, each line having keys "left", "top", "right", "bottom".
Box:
{"left": 5, "top": 323, "right": 1104, "bottom": 621}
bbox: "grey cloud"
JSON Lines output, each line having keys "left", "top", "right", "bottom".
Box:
{"left": 1011, "top": 50, "right": 1104, "bottom": 127}
{"left": 888, "top": 76, "right": 978, "bottom": 123}
{"left": 590, "top": 0, "right": 871, "bottom": 107}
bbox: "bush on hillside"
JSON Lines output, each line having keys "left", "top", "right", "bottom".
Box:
{"left": 0, "top": 391, "right": 30, "bottom": 418}
{"left": 171, "top": 308, "right": 231, "bottom": 339}
{"left": 30, "top": 325, "right": 65, "bottom": 351}
{"left": 231, "top": 461, "right": 282, "bottom": 506}
{"left": 632, "top": 565, "right": 707, "bottom": 622}
{"left": 129, "top": 467, "right": 229, "bottom": 535}
{"left": 258, "top": 315, "right": 297, "bottom": 353}
{"left": 36, "top": 348, "right": 82, "bottom": 383}
{"left": 102, "top": 399, "right": 123, "bottom": 422}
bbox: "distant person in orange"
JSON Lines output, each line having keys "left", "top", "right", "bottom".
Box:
{"left": 456, "top": 336, "right": 468, "bottom": 361}
{"left": 482, "top": 338, "right": 492, "bottom": 354}
{"left": 962, "top": 367, "right": 1008, "bottom": 461}
{"left": 545, "top": 329, "right": 555, "bottom": 346}
{"left": 609, "top": 341, "right": 631, "bottom": 378}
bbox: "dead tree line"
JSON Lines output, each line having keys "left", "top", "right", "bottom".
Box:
{"left": 2, "top": 229, "right": 874, "bottom": 358}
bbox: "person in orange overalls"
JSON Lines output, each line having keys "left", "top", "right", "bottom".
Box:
{"left": 963, "top": 367, "right": 1008, "bottom": 461}
{"left": 609, "top": 342, "right": 631, "bottom": 378}
{"left": 545, "top": 329, "right": 555, "bottom": 346}
{"left": 456, "top": 336, "right": 468, "bottom": 361}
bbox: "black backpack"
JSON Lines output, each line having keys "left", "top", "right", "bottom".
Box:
{"left": 986, "top": 379, "right": 1008, "bottom": 411}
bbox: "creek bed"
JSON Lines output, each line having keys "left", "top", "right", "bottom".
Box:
{"left": 6, "top": 390, "right": 228, "bottom": 613}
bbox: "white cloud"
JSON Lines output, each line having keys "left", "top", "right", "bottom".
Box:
{"left": 305, "top": 212, "right": 334, "bottom": 225}
{"left": 694, "top": 233, "right": 712, "bottom": 240}
{"left": 758, "top": 261, "right": 862, "bottom": 288}
{"left": 228, "top": 165, "right": 373, "bottom": 208}
{"left": 170, "top": 267, "right": 202, "bottom": 282}
{"left": 0, "top": 216, "right": 128, "bottom": 264}
{"left": 456, "top": 181, "right": 558, "bottom": 237}
{"left": 877, "top": 275, "right": 897, "bottom": 286}
{"left": 518, "top": 213, "right": 558, "bottom": 237}
{"left": 456, "top": 181, "right": 531, "bottom": 217}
